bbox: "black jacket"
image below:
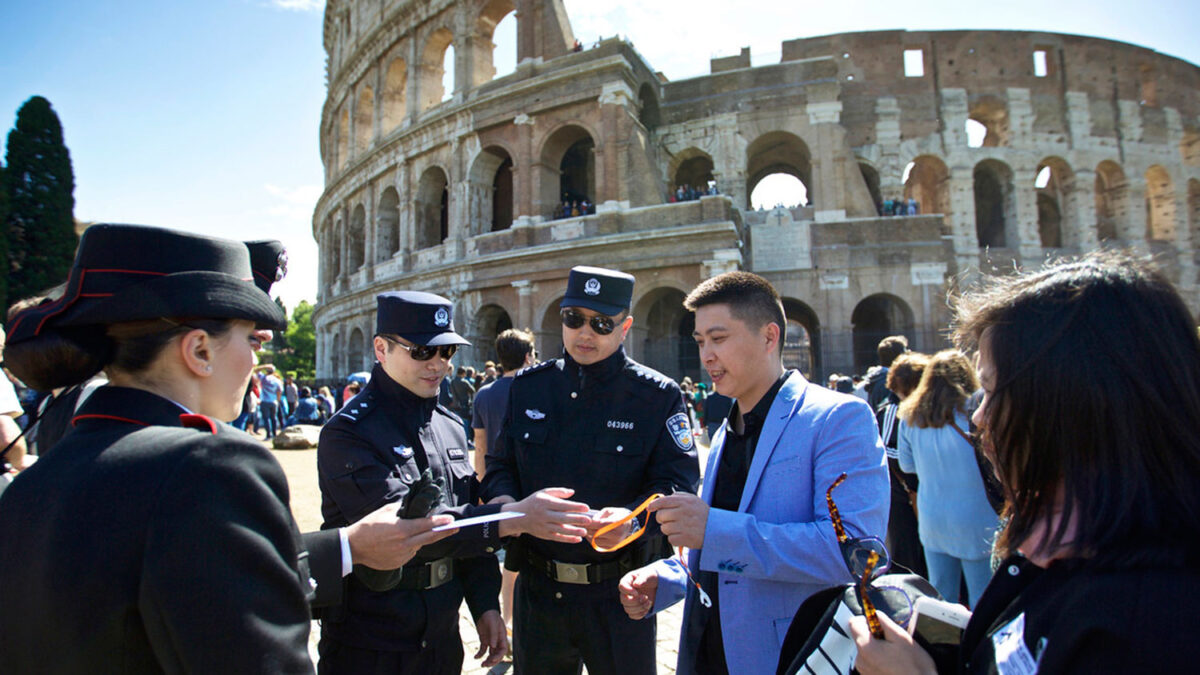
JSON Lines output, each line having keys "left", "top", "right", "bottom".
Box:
{"left": 951, "top": 552, "right": 1200, "bottom": 673}
{"left": 0, "top": 386, "right": 314, "bottom": 674}
{"left": 316, "top": 363, "right": 501, "bottom": 651}
{"left": 480, "top": 346, "right": 700, "bottom": 565}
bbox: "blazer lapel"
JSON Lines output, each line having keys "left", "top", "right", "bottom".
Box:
{"left": 700, "top": 421, "right": 728, "bottom": 506}
{"left": 738, "top": 372, "right": 806, "bottom": 512}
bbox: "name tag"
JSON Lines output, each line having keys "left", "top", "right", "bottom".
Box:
{"left": 992, "top": 613, "right": 1040, "bottom": 675}
{"left": 448, "top": 447, "right": 466, "bottom": 460}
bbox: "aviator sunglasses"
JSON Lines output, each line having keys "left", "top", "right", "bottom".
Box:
{"left": 380, "top": 335, "right": 458, "bottom": 361}
{"left": 560, "top": 308, "right": 620, "bottom": 335}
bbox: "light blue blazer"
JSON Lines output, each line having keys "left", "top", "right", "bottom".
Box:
{"left": 649, "top": 371, "right": 889, "bottom": 674}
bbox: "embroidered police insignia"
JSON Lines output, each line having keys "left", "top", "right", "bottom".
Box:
{"left": 666, "top": 412, "right": 693, "bottom": 450}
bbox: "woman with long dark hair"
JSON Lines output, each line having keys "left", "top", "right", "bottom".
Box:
{"left": 851, "top": 252, "right": 1200, "bottom": 673}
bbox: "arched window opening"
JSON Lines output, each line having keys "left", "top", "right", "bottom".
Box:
{"left": 416, "top": 167, "right": 450, "bottom": 248}
{"left": 348, "top": 204, "right": 366, "bottom": 271}
{"left": 475, "top": 305, "right": 514, "bottom": 364}
{"left": 327, "top": 220, "right": 342, "bottom": 280}
{"left": 746, "top": 131, "right": 812, "bottom": 210}
{"left": 560, "top": 139, "right": 594, "bottom": 211}
{"left": 782, "top": 298, "right": 820, "bottom": 379}
{"left": 859, "top": 163, "right": 882, "bottom": 214}
{"left": 355, "top": 86, "right": 373, "bottom": 153}
{"left": 1035, "top": 158, "right": 1076, "bottom": 249}
{"left": 381, "top": 58, "right": 407, "bottom": 133}
{"left": 442, "top": 45, "right": 456, "bottom": 102}
{"left": 1036, "top": 194, "right": 1062, "bottom": 248}
{"left": 476, "top": 0, "right": 517, "bottom": 85}
{"left": 673, "top": 153, "right": 715, "bottom": 200}
{"left": 750, "top": 174, "right": 808, "bottom": 209}
{"left": 538, "top": 297, "right": 566, "bottom": 361}
{"left": 331, "top": 333, "right": 343, "bottom": 379}
{"left": 903, "top": 156, "right": 950, "bottom": 216}
{"left": 637, "top": 288, "right": 699, "bottom": 384}
{"left": 967, "top": 97, "right": 1009, "bottom": 148}
{"left": 420, "top": 28, "right": 455, "bottom": 111}
{"left": 1145, "top": 165, "right": 1176, "bottom": 242}
{"left": 638, "top": 83, "right": 661, "bottom": 131}
{"left": 348, "top": 328, "right": 366, "bottom": 373}
{"left": 540, "top": 126, "right": 596, "bottom": 219}
{"left": 973, "top": 160, "right": 1015, "bottom": 248}
{"left": 377, "top": 187, "right": 400, "bottom": 261}
{"left": 492, "top": 157, "right": 514, "bottom": 231}
{"left": 851, "top": 295, "right": 913, "bottom": 375}
{"left": 1095, "top": 161, "right": 1128, "bottom": 242}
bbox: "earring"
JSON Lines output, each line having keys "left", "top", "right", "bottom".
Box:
{"left": 205, "top": 365, "right": 213, "bottom": 372}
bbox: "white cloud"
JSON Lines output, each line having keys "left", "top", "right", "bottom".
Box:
{"left": 262, "top": 183, "right": 322, "bottom": 222}
{"left": 266, "top": 0, "right": 323, "bottom": 12}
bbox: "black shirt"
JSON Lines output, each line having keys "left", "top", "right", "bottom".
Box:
{"left": 696, "top": 370, "right": 791, "bottom": 674}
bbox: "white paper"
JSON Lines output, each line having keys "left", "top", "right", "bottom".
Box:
{"left": 432, "top": 511, "right": 525, "bottom": 532}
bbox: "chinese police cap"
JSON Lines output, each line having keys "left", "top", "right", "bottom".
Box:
{"left": 6, "top": 224, "right": 287, "bottom": 346}
{"left": 560, "top": 266, "right": 635, "bottom": 316}
{"left": 376, "top": 291, "right": 470, "bottom": 347}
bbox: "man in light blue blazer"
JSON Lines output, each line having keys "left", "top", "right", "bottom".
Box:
{"left": 619, "top": 271, "right": 889, "bottom": 674}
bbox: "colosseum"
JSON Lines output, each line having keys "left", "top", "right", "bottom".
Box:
{"left": 311, "top": 0, "right": 1200, "bottom": 385}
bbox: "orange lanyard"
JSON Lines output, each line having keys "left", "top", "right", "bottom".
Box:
{"left": 588, "top": 492, "right": 712, "bottom": 608}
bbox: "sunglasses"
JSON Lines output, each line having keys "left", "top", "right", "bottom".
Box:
{"left": 381, "top": 335, "right": 458, "bottom": 361}
{"left": 827, "top": 472, "right": 911, "bottom": 639}
{"left": 560, "top": 308, "right": 621, "bottom": 335}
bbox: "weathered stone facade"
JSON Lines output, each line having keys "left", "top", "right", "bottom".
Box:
{"left": 313, "top": 0, "right": 1200, "bottom": 383}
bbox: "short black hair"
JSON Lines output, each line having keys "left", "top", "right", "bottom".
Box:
{"left": 495, "top": 328, "right": 535, "bottom": 372}
{"left": 877, "top": 335, "right": 909, "bottom": 367}
{"left": 683, "top": 271, "right": 786, "bottom": 352}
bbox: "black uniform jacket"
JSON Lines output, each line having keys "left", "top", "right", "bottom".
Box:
{"left": 948, "top": 551, "right": 1200, "bottom": 673}
{"left": 0, "top": 386, "right": 314, "bottom": 674}
{"left": 480, "top": 345, "right": 700, "bottom": 565}
{"left": 316, "top": 363, "right": 501, "bottom": 651}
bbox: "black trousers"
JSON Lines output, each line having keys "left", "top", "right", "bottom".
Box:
{"left": 317, "top": 634, "right": 463, "bottom": 675}
{"left": 513, "top": 571, "right": 656, "bottom": 675}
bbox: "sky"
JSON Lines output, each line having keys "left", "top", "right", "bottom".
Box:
{"left": 2, "top": 0, "right": 1198, "bottom": 312}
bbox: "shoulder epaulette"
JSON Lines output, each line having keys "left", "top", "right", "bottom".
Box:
{"left": 515, "top": 359, "right": 558, "bottom": 378}
{"left": 626, "top": 362, "right": 674, "bottom": 390}
{"left": 436, "top": 403, "right": 463, "bottom": 424}
{"left": 335, "top": 393, "right": 377, "bottom": 424}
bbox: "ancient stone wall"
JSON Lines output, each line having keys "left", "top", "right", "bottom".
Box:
{"left": 313, "top": 0, "right": 1200, "bottom": 382}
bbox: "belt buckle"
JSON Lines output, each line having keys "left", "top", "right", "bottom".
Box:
{"left": 427, "top": 558, "right": 452, "bottom": 589}
{"left": 553, "top": 560, "right": 591, "bottom": 585}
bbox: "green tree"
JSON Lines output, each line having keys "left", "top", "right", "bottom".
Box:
{"left": 3, "top": 95, "right": 77, "bottom": 307}
{"left": 0, "top": 162, "right": 8, "bottom": 312}
{"left": 273, "top": 300, "right": 316, "bottom": 379}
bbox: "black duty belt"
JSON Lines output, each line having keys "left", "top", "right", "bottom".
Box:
{"left": 520, "top": 546, "right": 647, "bottom": 585}
{"left": 394, "top": 557, "right": 453, "bottom": 591}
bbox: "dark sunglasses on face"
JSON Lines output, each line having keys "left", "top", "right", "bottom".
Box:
{"left": 560, "top": 308, "right": 619, "bottom": 335}
{"left": 381, "top": 335, "right": 458, "bottom": 361}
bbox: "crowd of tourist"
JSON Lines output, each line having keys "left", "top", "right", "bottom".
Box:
{"left": 881, "top": 196, "right": 919, "bottom": 216}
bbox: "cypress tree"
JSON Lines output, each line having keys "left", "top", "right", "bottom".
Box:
{"left": 3, "top": 96, "right": 77, "bottom": 307}
{"left": 0, "top": 161, "right": 8, "bottom": 312}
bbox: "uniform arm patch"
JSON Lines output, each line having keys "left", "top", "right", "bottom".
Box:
{"left": 666, "top": 412, "right": 693, "bottom": 450}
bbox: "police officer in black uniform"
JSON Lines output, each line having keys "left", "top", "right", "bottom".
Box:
{"left": 316, "top": 291, "right": 508, "bottom": 674}
{"left": 481, "top": 265, "right": 701, "bottom": 675}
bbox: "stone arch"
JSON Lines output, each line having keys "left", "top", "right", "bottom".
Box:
{"left": 348, "top": 327, "right": 367, "bottom": 373}
{"left": 858, "top": 161, "right": 883, "bottom": 214}
{"left": 851, "top": 294, "right": 914, "bottom": 374}
{"left": 331, "top": 332, "right": 343, "bottom": 378}
{"left": 746, "top": 131, "right": 812, "bottom": 207}
{"left": 337, "top": 106, "right": 349, "bottom": 171}
{"left": 672, "top": 149, "right": 715, "bottom": 195}
{"left": 782, "top": 298, "right": 820, "bottom": 378}
{"left": 973, "top": 159, "right": 1016, "bottom": 248}
{"left": 415, "top": 166, "right": 450, "bottom": 248}
{"left": 1035, "top": 157, "right": 1078, "bottom": 249}
{"left": 474, "top": 303, "right": 514, "bottom": 364}
{"left": 347, "top": 204, "right": 366, "bottom": 271}
{"left": 381, "top": 58, "right": 407, "bottom": 133}
{"left": 638, "top": 83, "right": 661, "bottom": 131}
{"left": 634, "top": 287, "right": 697, "bottom": 383}
{"left": 376, "top": 187, "right": 400, "bottom": 261}
{"left": 903, "top": 155, "right": 950, "bottom": 216}
{"left": 1095, "top": 160, "right": 1129, "bottom": 241}
{"left": 538, "top": 296, "right": 566, "bottom": 360}
{"left": 420, "top": 27, "right": 456, "bottom": 111}
{"left": 354, "top": 85, "right": 373, "bottom": 153}
{"left": 468, "top": 146, "right": 515, "bottom": 233}
{"left": 967, "top": 96, "right": 1010, "bottom": 147}
{"left": 539, "top": 124, "right": 596, "bottom": 218}
{"left": 473, "top": 0, "right": 517, "bottom": 86}
{"left": 1189, "top": 178, "right": 1200, "bottom": 246}
{"left": 1145, "top": 165, "right": 1176, "bottom": 241}
{"left": 326, "top": 218, "right": 342, "bottom": 280}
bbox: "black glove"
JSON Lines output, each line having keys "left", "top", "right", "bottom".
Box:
{"left": 397, "top": 468, "right": 445, "bottom": 519}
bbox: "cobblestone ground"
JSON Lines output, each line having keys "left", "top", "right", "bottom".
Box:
{"left": 272, "top": 434, "right": 708, "bottom": 674}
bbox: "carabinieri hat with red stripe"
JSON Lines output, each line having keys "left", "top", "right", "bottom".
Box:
{"left": 7, "top": 224, "right": 287, "bottom": 346}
